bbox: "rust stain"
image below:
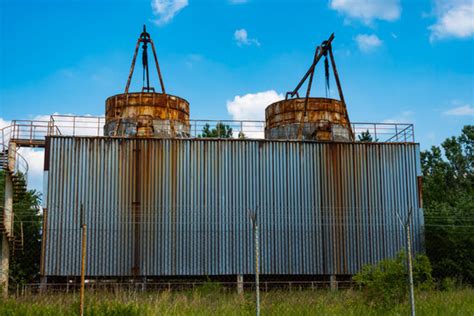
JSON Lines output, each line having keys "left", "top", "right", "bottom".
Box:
{"left": 265, "top": 97, "right": 351, "bottom": 141}
{"left": 417, "top": 176, "right": 423, "bottom": 209}
{"left": 105, "top": 92, "right": 190, "bottom": 137}
{"left": 132, "top": 140, "right": 141, "bottom": 277}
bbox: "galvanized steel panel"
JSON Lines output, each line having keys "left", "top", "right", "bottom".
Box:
{"left": 43, "top": 137, "right": 423, "bottom": 277}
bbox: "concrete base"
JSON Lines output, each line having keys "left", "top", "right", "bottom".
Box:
{"left": 3, "top": 173, "right": 13, "bottom": 237}
{"left": 330, "top": 275, "right": 337, "bottom": 291}
{"left": 39, "top": 276, "right": 48, "bottom": 294}
{"left": 1, "top": 234, "right": 9, "bottom": 297}
{"left": 237, "top": 275, "right": 244, "bottom": 294}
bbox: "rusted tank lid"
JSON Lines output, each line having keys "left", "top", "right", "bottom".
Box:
{"left": 265, "top": 97, "right": 352, "bottom": 141}
{"left": 265, "top": 33, "right": 353, "bottom": 141}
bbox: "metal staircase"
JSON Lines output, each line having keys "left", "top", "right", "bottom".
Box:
{"left": 0, "top": 145, "right": 28, "bottom": 251}
{"left": 0, "top": 120, "right": 41, "bottom": 254}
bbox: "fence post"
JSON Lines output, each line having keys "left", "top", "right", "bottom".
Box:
{"left": 248, "top": 209, "right": 260, "bottom": 316}
{"left": 79, "top": 204, "right": 87, "bottom": 316}
{"left": 255, "top": 219, "right": 260, "bottom": 316}
{"left": 396, "top": 207, "right": 416, "bottom": 316}
{"left": 406, "top": 213, "right": 416, "bottom": 316}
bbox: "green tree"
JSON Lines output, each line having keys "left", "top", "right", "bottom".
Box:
{"left": 421, "top": 125, "right": 473, "bottom": 284}
{"left": 358, "top": 130, "right": 374, "bottom": 142}
{"left": 198, "top": 123, "right": 233, "bottom": 138}
{"left": 9, "top": 189, "right": 42, "bottom": 286}
{"left": 0, "top": 171, "right": 42, "bottom": 288}
{"left": 238, "top": 131, "right": 246, "bottom": 139}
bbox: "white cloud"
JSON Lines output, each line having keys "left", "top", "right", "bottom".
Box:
{"left": 17, "top": 148, "right": 45, "bottom": 193}
{"left": 234, "top": 29, "right": 261, "bottom": 46}
{"left": 0, "top": 117, "right": 10, "bottom": 129}
{"left": 227, "top": 90, "right": 282, "bottom": 138}
{"left": 444, "top": 104, "right": 474, "bottom": 116}
{"left": 429, "top": 1, "right": 474, "bottom": 41}
{"left": 355, "top": 34, "right": 383, "bottom": 52}
{"left": 329, "top": 0, "right": 401, "bottom": 24}
{"left": 227, "top": 90, "right": 283, "bottom": 121}
{"left": 151, "top": 0, "right": 188, "bottom": 25}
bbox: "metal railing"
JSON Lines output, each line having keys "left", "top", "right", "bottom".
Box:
{"left": 10, "top": 120, "right": 60, "bottom": 142}
{"left": 351, "top": 122, "right": 415, "bottom": 143}
{"left": 0, "top": 143, "right": 29, "bottom": 180}
{"left": 1, "top": 120, "right": 60, "bottom": 147}
{"left": 49, "top": 115, "right": 105, "bottom": 137}
{"left": 0, "top": 115, "right": 415, "bottom": 144}
{"left": 189, "top": 119, "right": 266, "bottom": 138}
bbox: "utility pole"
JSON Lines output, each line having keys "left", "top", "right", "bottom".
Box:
{"left": 396, "top": 207, "right": 416, "bottom": 316}
{"left": 248, "top": 209, "right": 260, "bottom": 316}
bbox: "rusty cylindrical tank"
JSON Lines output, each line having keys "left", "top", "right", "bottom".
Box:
{"left": 265, "top": 97, "right": 353, "bottom": 141}
{"left": 104, "top": 92, "right": 190, "bottom": 137}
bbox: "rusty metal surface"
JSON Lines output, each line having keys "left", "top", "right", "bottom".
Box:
{"left": 104, "top": 93, "right": 190, "bottom": 137}
{"left": 265, "top": 98, "right": 351, "bottom": 141}
{"left": 42, "top": 137, "right": 423, "bottom": 277}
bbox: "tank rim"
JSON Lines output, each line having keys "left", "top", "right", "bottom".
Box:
{"left": 265, "top": 97, "right": 343, "bottom": 112}
{"left": 106, "top": 92, "right": 189, "bottom": 105}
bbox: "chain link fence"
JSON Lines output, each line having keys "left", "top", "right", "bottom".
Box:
{"left": 2, "top": 206, "right": 473, "bottom": 314}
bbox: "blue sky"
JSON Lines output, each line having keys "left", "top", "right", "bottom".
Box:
{"left": 0, "top": 0, "right": 473, "bottom": 190}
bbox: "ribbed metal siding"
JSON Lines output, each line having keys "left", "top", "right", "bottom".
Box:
{"left": 43, "top": 137, "right": 423, "bottom": 276}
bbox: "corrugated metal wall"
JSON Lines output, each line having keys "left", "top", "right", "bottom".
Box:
{"left": 43, "top": 137, "right": 423, "bottom": 277}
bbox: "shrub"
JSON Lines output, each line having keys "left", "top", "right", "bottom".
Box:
{"left": 353, "top": 251, "right": 433, "bottom": 307}
{"left": 194, "top": 281, "right": 223, "bottom": 296}
{"left": 440, "top": 277, "right": 459, "bottom": 291}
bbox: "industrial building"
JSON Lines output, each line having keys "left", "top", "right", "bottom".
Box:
{"left": 1, "top": 28, "right": 423, "bottom": 288}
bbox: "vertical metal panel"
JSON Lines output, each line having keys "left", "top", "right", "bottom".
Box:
{"left": 44, "top": 137, "right": 423, "bottom": 277}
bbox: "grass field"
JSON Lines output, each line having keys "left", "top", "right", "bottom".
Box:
{"left": 1, "top": 287, "right": 473, "bottom": 315}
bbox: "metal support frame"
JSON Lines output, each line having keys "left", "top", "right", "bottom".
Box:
{"left": 285, "top": 33, "right": 352, "bottom": 140}
{"left": 125, "top": 25, "right": 166, "bottom": 94}
{"left": 122, "top": 25, "right": 174, "bottom": 137}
